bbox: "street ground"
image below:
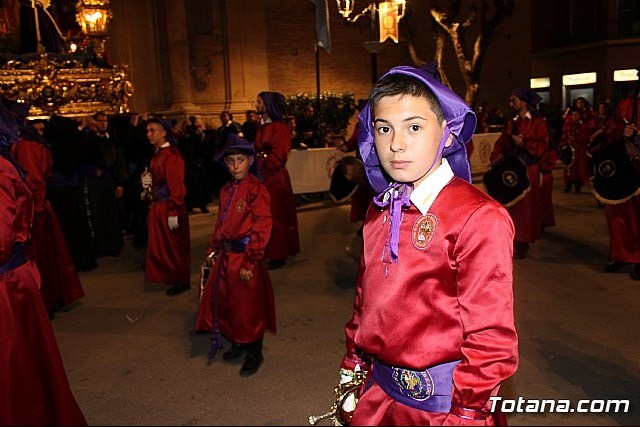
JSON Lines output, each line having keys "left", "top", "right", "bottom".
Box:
{"left": 51, "top": 169, "right": 639, "bottom": 426}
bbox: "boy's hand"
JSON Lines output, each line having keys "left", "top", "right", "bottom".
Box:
{"left": 239, "top": 267, "right": 253, "bottom": 281}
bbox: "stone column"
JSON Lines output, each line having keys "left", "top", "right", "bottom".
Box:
{"left": 164, "top": 0, "right": 198, "bottom": 112}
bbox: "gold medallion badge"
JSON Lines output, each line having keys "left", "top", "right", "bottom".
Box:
{"left": 235, "top": 200, "right": 245, "bottom": 212}
{"left": 411, "top": 214, "right": 437, "bottom": 250}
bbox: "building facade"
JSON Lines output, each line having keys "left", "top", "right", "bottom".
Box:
{"left": 531, "top": 0, "right": 640, "bottom": 109}
{"left": 105, "top": 0, "right": 532, "bottom": 125}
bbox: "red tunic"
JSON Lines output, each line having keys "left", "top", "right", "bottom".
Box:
{"left": 490, "top": 115, "right": 548, "bottom": 243}
{"left": 342, "top": 178, "right": 518, "bottom": 425}
{"left": 255, "top": 121, "right": 300, "bottom": 260}
{"left": 539, "top": 149, "right": 558, "bottom": 229}
{"left": 11, "top": 139, "right": 84, "bottom": 311}
{"left": 604, "top": 97, "right": 640, "bottom": 263}
{"left": 145, "top": 146, "right": 191, "bottom": 285}
{"left": 0, "top": 156, "right": 87, "bottom": 426}
{"left": 561, "top": 120, "right": 592, "bottom": 186}
{"left": 194, "top": 175, "right": 276, "bottom": 342}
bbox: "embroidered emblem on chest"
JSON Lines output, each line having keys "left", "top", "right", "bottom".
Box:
{"left": 235, "top": 200, "right": 245, "bottom": 212}
{"left": 411, "top": 213, "right": 437, "bottom": 250}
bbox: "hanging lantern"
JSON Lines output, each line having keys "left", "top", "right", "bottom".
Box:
{"left": 75, "top": 0, "right": 112, "bottom": 36}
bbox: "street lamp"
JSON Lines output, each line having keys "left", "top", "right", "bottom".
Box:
{"left": 75, "top": 0, "right": 113, "bottom": 57}
{"left": 335, "top": 0, "right": 407, "bottom": 83}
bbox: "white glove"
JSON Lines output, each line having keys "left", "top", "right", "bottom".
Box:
{"left": 168, "top": 216, "right": 179, "bottom": 230}
{"left": 141, "top": 173, "right": 152, "bottom": 188}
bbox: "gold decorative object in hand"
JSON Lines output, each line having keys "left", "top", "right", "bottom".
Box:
{"left": 308, "top": 370, "right": 368, "bottom": 426}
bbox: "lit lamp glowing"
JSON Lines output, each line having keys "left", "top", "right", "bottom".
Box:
{"left": 76, "top": 0, "right": 113, "bottom": 56}
{"left": 335, "top": 0, "right": 406, "bottom": 42}
{"left": 335, "top": 0, "right": 407, "bottom": 83}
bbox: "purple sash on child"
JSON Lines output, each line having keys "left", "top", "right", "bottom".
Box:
{"left": 371, "top": 359, "right": 460, "bottom": 413}
{"left": 153, "top": 184, "right": 169, "bottom": 201}
{"left": 0, "top": 243, "right": 27, "bottom": 273}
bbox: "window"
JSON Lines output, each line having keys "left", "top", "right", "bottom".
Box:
{"left": 618, "top": 0, "right": 640, "bottom": 38}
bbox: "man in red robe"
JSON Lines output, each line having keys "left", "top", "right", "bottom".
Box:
{"left": 11, "top": 119, "right": 84, "bottom": 318}
{"left": 254, "top": 91, "right": 300, "bottom": 269}
{"left": 603, "top": 80, "right": 640, "bottom": 280}
{"left": 143, "top": 118, "right": 191, "bottom": 296}
{"left": 0, "top": 98, "right": 86, "bottom": 426}
{"left": 490, "top": 88, "right": 549, "bottom": 259}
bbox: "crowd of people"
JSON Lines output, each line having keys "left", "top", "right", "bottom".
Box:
{"left": 2, "top": 62, "right": 638, "bottom": 424}
{"left": 484, "top": 80, "right": 640, "bottom": 283}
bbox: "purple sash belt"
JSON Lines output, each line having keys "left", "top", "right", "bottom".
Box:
{"left": 372, "top": 359, "right": 460, "bottom": 413}
{"left": 153, "top": 184, "right": 169, "bottom": 201}
{"left": 0, "top": 243, "right": 27, "bottom": 274}
{"left": 221, "top": 236, "right": 251, "bottom": 253}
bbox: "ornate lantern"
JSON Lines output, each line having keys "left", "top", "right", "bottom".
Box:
{"left": 334, "top": 0, "right": 406, "bottom": 43}
{"left": 75, "top": 0, "right": 113, "bottom": 56}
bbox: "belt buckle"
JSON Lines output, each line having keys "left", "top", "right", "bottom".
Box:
{"left": 392, "top": 367, "right": 434, "bottom": 401}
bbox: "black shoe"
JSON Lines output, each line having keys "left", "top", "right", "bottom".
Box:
{"left": 166, "top": 284, "right": 190, "bottom": 296}
{"left": 239, "top": 352, "right": 264, "bottom": 377}
{"left": 200, "top": 207, "right": 209, "bottom": 213}
{"left": 604, "top": 261, "right": 631, "bottom": 273}
{"left": 267, "top": 259, "right": 286, "bottom": 270}
{"left": 630, "top": 264, "right": 640, "bottom": 281}
{"left": 223, "top": 344, "right": 246, "bottom": 361}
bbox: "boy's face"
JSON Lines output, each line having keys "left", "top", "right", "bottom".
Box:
{"left": 225, "top": 153, "right": 252, "bottom": 180}
{"left": 373, "top": 94, "right": 447, "bottom": 188}
{"left": 146, "top": 122, "right": 167, "bottom": 147}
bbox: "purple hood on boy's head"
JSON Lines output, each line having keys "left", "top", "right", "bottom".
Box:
{"left": 358, "top": 65, "right": 477, "bottom": 193}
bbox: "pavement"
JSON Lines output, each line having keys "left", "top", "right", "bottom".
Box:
{"left": 51, "top": 169, "right": 640, "bottom": 426}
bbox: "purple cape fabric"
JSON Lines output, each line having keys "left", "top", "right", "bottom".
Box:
{"left": 358, "top": 66, "right": 477, "bottom": 193}
{"left": 258, "top": 91, "right": 287, "bottom": 123}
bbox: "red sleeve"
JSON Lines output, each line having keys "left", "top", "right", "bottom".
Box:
{"left": 262, "top": 122, "right": 291, "bottom": 173}
{"left": 449, "top": 201, "right": 518, "bottom": 419}
{"left": 242, "top": 182, "right": 272, "bottom": 270}
{"left": 12, "top": 141, "right": 49, "bottom": 212}
{"left": 209, "top": 186, "right": 226, "bottom": 253}
{"left": 340, "top": 248, "right": 370, "bottom": 371}
{"left": 523, "top": 117, "right": 549, "bottom": 157}
{"left": 489, "top": 122, "right": 513, "bottom": 163}
{"left": 0, "top": 167, "right": 17, "bottom": 264}
{"left": 165, "top": 149, "right": 186, "bottom": 216}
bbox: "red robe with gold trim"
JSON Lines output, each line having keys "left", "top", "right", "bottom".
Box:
{"left": 342, "top": 178, "right": 518, "bottom": 426}
{"left": 194, "top": 174, "right": 276, "bottom": 342}
{"left": 255, "top": 121, "right": 300, "bottom": 260}
{"left": 145, "top": 146, "right": 191, "bottom": 285}
{"left": 490, "top": 115, "right": 548, "bottom": 243}
{"left": 11, "top": 138, "right": 84, "bottom": 312}
{"left": 0, "top": 155, "right": 87, "bottom": 426}
{"left": 605, "top": 96, "right": 640, "bottom": 263}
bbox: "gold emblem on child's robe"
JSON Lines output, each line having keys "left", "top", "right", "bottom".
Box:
{"left": 411, "top": 213, "right": 437, "bottom": 250}
{"left": 235, "top": 200, "right": 245, "bottom": 212}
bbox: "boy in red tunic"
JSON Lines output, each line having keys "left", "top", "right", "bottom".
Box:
{"left": 195, "top": 134, "right": 276, "bottom": 377}
{"left": 143, "top": 118, "right": 191, "bottom": 296}
{"left": 336, "top": 65, "right": 518, "bottom": 425}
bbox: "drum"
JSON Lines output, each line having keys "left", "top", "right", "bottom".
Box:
{"left": 482, "top": 155, "right": 530, "bottom": 207}
{"left": 590, "top": 143, "right": 640, "bottom": 204}
{"left": 558, "top": 143, "right": 574, "bottom": 167}
{"left": 328, "top": 156, "right": 365, "bottom": 204}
